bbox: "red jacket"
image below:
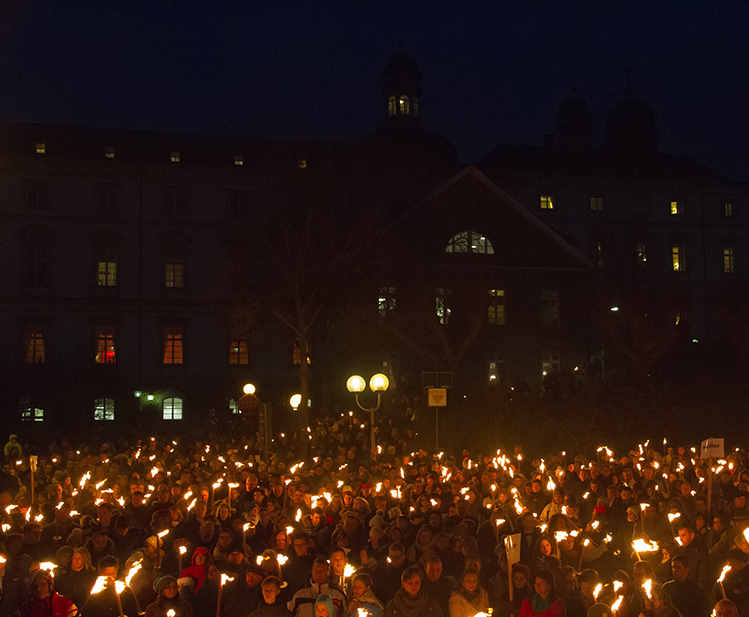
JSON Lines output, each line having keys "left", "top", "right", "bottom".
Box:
{"left": 28, "top": 593, "right": 78, "bottom": 617}
{"left": 518, "top": 597, "right": 563, "bottom": 617}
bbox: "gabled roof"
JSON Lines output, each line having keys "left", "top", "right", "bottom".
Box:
{"left": 414, "top": 165, "right": 591, "bottom": 269}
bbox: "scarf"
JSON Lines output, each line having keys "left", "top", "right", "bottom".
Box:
{"left": 531, "top": 593, "right": 551, "bottom": 614}
{"left": 392, "top": 589, "right": 429, "bottom": 617}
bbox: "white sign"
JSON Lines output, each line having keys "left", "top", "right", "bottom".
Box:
{"left": 504, "top": 532, "right": 522, "bottom": 567}
{"left": 700, "top": 438, "right": 724, "bottom": 460}
{"left": 427, "top": 388, "right": 447, "bottom": 407}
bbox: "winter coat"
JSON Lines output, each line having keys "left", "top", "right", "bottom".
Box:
{"left": 384, "top": 589, "right": 444, "bottom": 617}
{"left": 143, "top": 596, "right": 194, "bottom": 617}
{"left": 24, "top": 593, "right": 77, "bottom": 617}
{"left": 517, "top": 596, "right": 563, "bottom": 617}
{"left": 347, "top": 589, "right": 384, "bottom": 617}
{"left": 180, "top": 547, "right": 210, "bottom": 591}
{"left": 448, "top": 588, "right": 490, "bottom": 617}
{"left": 55, "top": 569, "right": 95, "bottom": 610}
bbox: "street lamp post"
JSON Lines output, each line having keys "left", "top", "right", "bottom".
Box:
{"left": 346, "top": 373, "right": 389, "bottom": 460}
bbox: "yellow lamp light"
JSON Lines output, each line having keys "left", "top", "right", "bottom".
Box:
{"left": 369, "top": 373, "right": 389, "bottom": 392}
{"left": 289, "top": 393, "right": 302, "bottom": 410}
{"left": 346, "top": 375, "right": 366, "bottom": 393}
{"left": 242, "top": 383, "right": 256, "bottom": 395}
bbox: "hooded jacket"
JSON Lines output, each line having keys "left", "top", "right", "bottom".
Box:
{"left": 180, "top": 546, "right": 210, "bottom": 591}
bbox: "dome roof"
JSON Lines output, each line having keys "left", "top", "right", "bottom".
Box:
{"left": 381, "top": 51, "right": 422, "bottom": 97}
{"left": 555, "top": 92, "right": 592, "bottom": 138}
{"left": 605, "top": 95, "right": 658, "bottom": 154}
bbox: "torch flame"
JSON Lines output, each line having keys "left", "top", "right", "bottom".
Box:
{"left": 611, "top": 595, "right": 624, "bottom": 613}
{"left": 642, "top": 578, "right": 653, "bottom": 600}
{"left": 344, "top": 563, "right": 355, "bottom": 578}
{"left": 114, "top": 580, "right": 125, "bottom": 595}
{"left": 90, "top": 576, "right": 109, "bottom": 595}
{"left": 295, "top": 509, "right": 302, "bottom": 522}
{"left": 632, "top": 538, "right": 659, "bottom": 553}
{"left": 220, "top": 573, "right": 235, "bottom": 586}
{"left": 39, "top": 561, "right": 57, "bottom": 576}
{"left": 593, "top": 583, "right": 602, "bottom": 600}
{"left": 125, "top": 560, "right": 142, "bottom": 586}
{"left": 718, "top": 565, "right": 732, "bottom": 583}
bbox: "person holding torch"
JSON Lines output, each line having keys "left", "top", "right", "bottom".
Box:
{"left": 143, "top": 575, "right": 193, "bottom": 617}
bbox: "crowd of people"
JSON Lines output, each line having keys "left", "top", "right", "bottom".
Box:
{"left": 0, "top": 414, "right": 748, "bottom": 617}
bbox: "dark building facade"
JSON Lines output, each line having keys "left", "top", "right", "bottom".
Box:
{"left": 0, "top": 53, "right": 744, "bottom": 430}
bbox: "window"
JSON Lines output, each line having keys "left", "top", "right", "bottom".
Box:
{"left": 163, "top": 186, "right": 190, "bottom": 217}
{"left": 35, "top": 142, "right": 46, "bottom": 155}
{"left": 724, "top": 201, "right": 735, "bottom": 218}
{"left": 590, "top": 196, "right": 604, "bottom": 212}
{"left": 398, "top": 95, "right": 410, "bottom": 115}
{"left": 96, "top": 260, "right": 118, "bottom": 287}
{"left": 387, "top": 96, "right": 397, "bottom": 117}
{"left": 540, "top": 289, "right": 560, "bottom": 327}
{"left": 163, "top": 327, "right": 184, "bottom": 365}
{"left": 378, "top": 286, "right": 397, "bottom": 317}
{"left": 94, "top": 183, "right": 118, "bottom": 216}
{"left": 435, "top": 288, "right": 452, "bottom": 325}
{"left": 233, "top": 154, "right": 244, "bottom": 167}
{"left": 21, "top": 227, "right": 53, "bottom": 289}
{"left": 541, "top": 351, "right": 560, "bottom": 377}
{"left": 669, "top": 200, "right": 681, "bottom": 215}
{"left": 540, "top": 195, "right": 555, "bottom": 210}
{"left": 672, "top": 245, "right": 686, "bottom": 272}
{"left": 229, "top": 398, "right": 240, "bottom": 415}
{"left": 165, "top": 262, "right": 185, "bottom": 289}
{"left": 94, "top": 327, "right": 117, "bottom": 365}
{"left": 169, "top": 151, "right": 181, "bottom": 164}
{"left": 20, "top": 402, "right": 45, "bottom": 422}
{"left": 24, "top": 180, "right": 50, "bottom": 211}
{"left": 226, "top": 188, "right": 249, "bottom": 218}
{"left": 104, "top": 146, "right": 116, "bottom": 160}
{"left": 487, "top": 289, "right": 505, "bottom": 325}
{"left": 24, "top": 330, "right": 46, "bottom": 364}
{"left": 297, "top": 159, "right": 308, "bottom": 169}
{"left": 162, "top": 397, "right": 183, "bottom": 420}
{"left": 228, "top": 339, "right": 249, "bottom": 365}
{"left": 488, "top": 360, "right": 504, "bottom": 384}
{"left": 94, "top": 397, "right": 115, "bottom": 421}
{"left": 445, "top": 231, "right": 495, "bottom": 255}
{"left": 723, "top": 248, "right": 736, "bottom": 273}
{"left": 635, "top": 242, "right": 648, "bottom": 266}
{"left": 592, "top": 241, "right": 604, "bottom": 269}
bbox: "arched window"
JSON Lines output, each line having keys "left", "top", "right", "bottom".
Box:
{"left": 445, "top": 231, "right": 495, "bottom": 255}
{"left": 398, "top": 95, "right": 410, "bottom": 115}
{"left": 94, "top": 397, "right": 115, "bottom": 421}
{"left": 163, "top": 397, "right": 183, "bottom": 420}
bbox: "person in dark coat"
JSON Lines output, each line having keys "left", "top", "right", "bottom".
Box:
{"left": 222, "top": 564, "right": 264, "bottom": 617}
{"left": 54, "top": 546, "right": 96, "bottom": 610}
{"left": 144, "top": 575, "right": 194, "bottom": 617}
{"left": 384, "top": 565, "right": 443, "bottom": 617}
{"left": 249, "top": 576, "right": 292, "bottom": 617}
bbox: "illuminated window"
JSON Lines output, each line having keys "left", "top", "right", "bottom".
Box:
{"left": 540, "top": 195, "right": 554, "bottom": 210}
{"left": 487, "top": 289, "right": 505, "bottom": 326}
{"left": 297, "top": 159, "right": 308, "bottom": 169}
{"left": 163, "top": 327, "right": 184, "bottom": 365}
{"left": 592, "top": 241, "right": 604, "bottom": 269}
{"left": 229, "top": 398, "right": 240, "bottom": 415}
{"left": 723, "top": 248, "right": 736, "bottom": 273}
{"left": 669, "top": 200, "right": 681, "bottom": 215}
{"left": 104, "top": 147, "right": 116, "bottom": 160}
{"left": 635, "top": 242, "right": 648, "bottom": 266}
{"left": 488, "top": 360, "right": 504, "bottom": 384}
{"left": 540, "top": 289, "right": 560, "bottom": 327}
{"left": 19, "top": 401, "right": 45, "bottom": 422}
{"left": 541, "top": 351, "right": 560, "bottom": 377}
{"left": 35, "top": 143, "right": 46, "bottom": 155}
{"left": 590, "top": 196, "right": 604, "bottom": 212}
{"left": 234, "top": 154, "right": 244, "bottom": 167}
{"left": 377, "top": 286, "right": 397, "bottom": 317}
{"left": 96, "top": 261, "right": 118, "bottom": 287}
{"left": 435, "top": 288, "right": 452, "bottom": 325}
{"left": 165, "top": 262, "right": 185, "bottom": 289}
{"left": 445, "top": 231, "right": 495, "bottom": 254}
{"left": 228, "top": 339, "right": 249, "bottom": 365}
{"left": 24, "top": 330, "right": 46, "bottom": 364}
{"left": 94, "top": 397, "right": 115, "bottom": 421}
{"left": 387, "top": 96, "right": 397, "bottom": 117}
{"left": 169, "top": 151, "right": 181, "bottom": 164}
{"left": 724, "top": 201, "right": 735, "bottom": 218}
{"left": 398, "top": 95, "right": 411, "bottom": 115}
{"left": 162, "top": 397, "right": 183, "bottom": 420}
{"left": 672, "top": 245, "right": 686, "bottom": 272}
{"left": 94, "top": 327, "right": 117, "bottom": 365}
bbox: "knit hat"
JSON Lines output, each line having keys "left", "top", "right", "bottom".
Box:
{"left": 153, "top": 575, "right": 177, "bottom": 594}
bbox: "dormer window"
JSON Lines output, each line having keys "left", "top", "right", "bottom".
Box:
{"left": 35, "top": 143, "right": 46, "bottom": 155}
{"left": 297, "top": 159, "right": 308, "bottom": 169}
{"left": 445, "top": 231, "right": 495, "bottom": 255}
{"left": 104, "top": 147, "right": 116, "bottom": 160}
{"left": 540, "top": 195, "right": 555, "bottom": 210}
{"left": 233, "top": 155, "right": 244, "bottom": 167}
{"left": 670, "top": 200, "right": 681, "bottom": 215}
{"left": 169, "top": 151, "right": 181, "bottom": 164}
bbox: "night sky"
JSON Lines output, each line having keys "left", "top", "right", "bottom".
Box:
{"left": 2, "top": 2, "right": 748, "bottom": 178}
